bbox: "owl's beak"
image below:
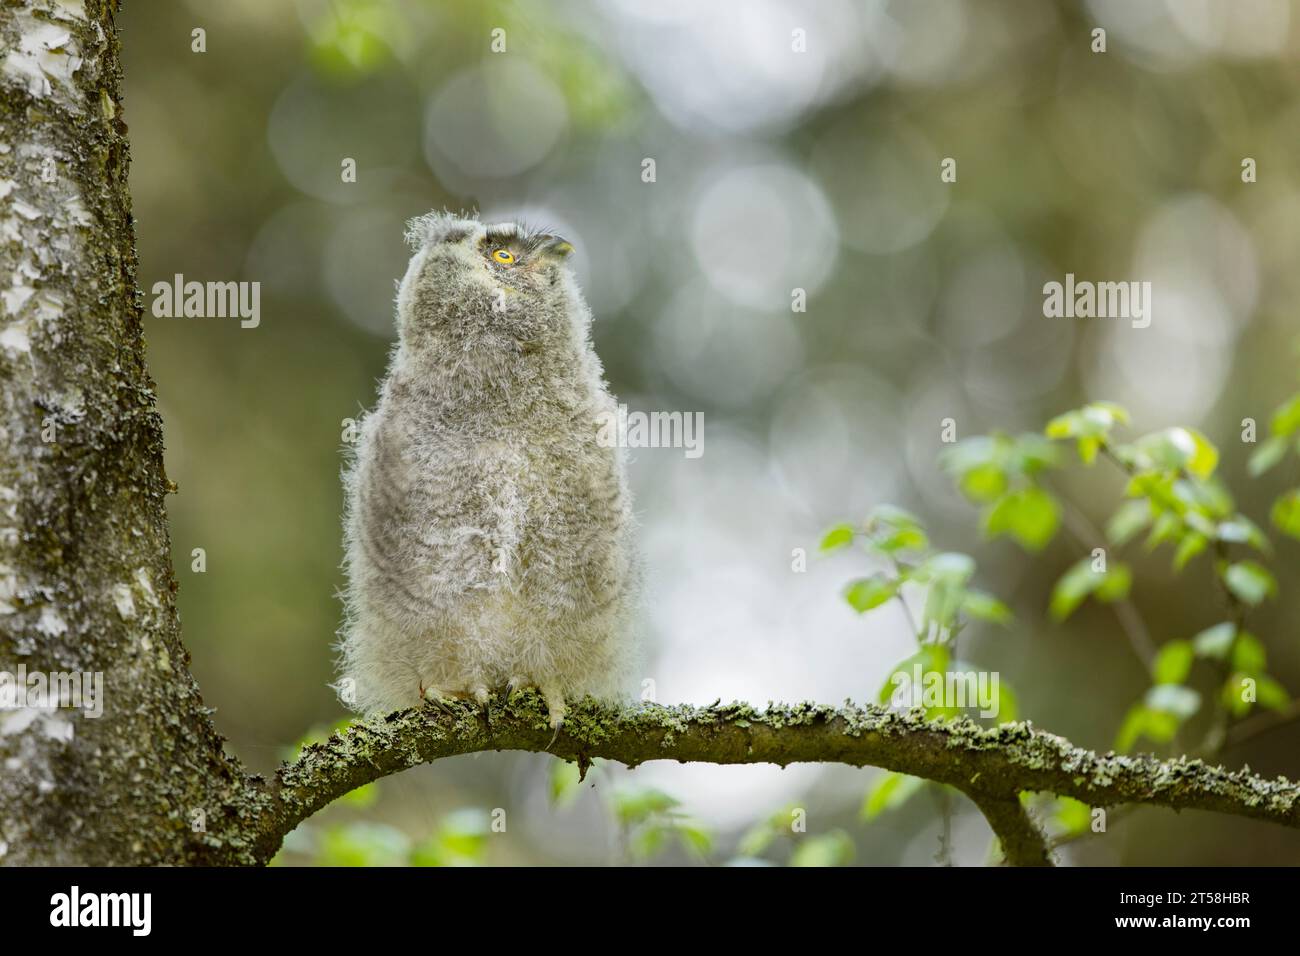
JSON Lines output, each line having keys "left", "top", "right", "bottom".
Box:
{"left": 538, "top": 236, "right": 574, "bottom": 261}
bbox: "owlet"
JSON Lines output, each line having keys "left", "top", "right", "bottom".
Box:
{"left": 337, "top": 212, "right": 639, "bottom": 729}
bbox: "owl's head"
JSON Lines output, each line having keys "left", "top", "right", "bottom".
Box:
{"left": 396, "top": 211, "right": 584, "bottom": 351}
{"left": 405, "top": 210, "right": 574, "bottom": 270}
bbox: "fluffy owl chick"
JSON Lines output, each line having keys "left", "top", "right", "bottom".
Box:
{"left": 337, "top": 211, "right": 639, "bottom": 729}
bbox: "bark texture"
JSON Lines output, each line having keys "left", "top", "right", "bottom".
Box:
{"left": 0, "top": 0, "right": 256, "bottom": 865}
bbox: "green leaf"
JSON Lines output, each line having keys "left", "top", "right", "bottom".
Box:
{"left": 1216, "top": 515, "right": 1269, "bottom": 552}
{"left": 1077, "top": 435, "right": 1101, "bottom": 465}
{"left": 941, "top": 436, "right": 1004, "bottom": 483}
{"left": 1053, "top": 797, "right": 1093, "bottom": 836}
{"left": 872, "top": 526, "right": 929, "bottom": 554}
{"left": 1221, "top": 561, "right": 1277, "bottom": 606}
{"left": 1193, "top": 479, "right": 1235, "bottom": 519}
{"left": 1141, "top": 709, "right": 1182, "bottom": 743}
{"left": 925, "top": 552, "right": 977, "bottom": 582}
{"left": 1172, "top": 532, "right": 1207, "bottom": 571}
{"left": 1230, "top": 632, "right": 1266, "bottom": 676}
{"left": 861, "top": 772, "right": 926, "bottom": 821}
{"left": 1248, "top": 435, "right": 1288, "bottom": 476}
{"left": 983, "top": 486, "right": 1060, "bottom": 551}
{"left": 1134, "top": 428, "right": 1193, "bottom": 471}
{"left": 1115, "top": 703, "right": 1183, "bottom": 751}
{"left": 1011, "top": 433, "right": 1063, "bottom": 474}
{"left": 1092, "top": 401, "right": 1131, "bottom": 424}
{"left": 1125, "top": 471, "right": 1180, "bottom": 514}
{"left": 1270, "top": 392, "right": 1300, "bottom": 438}
{"left": 1049, "top": 559, "right": 1099, "bottom": 621}
{"left": 959, "top": 463, "right": 1008, "bottom": 503}
{"left": 1115, "top": 693, "right": 1192, "bottom": 751}
{"left": 1106, "top": 500, "right": 1151, "bottom": 547}
{"left": 1146, "top": 511, "right": 1182, "bottom": 549}
{"left": 819, "top": 523, "right": 855, "bottom": 553}
{"left": 1270, "top": 490, "right": 1300, "bottom": 540}
{"left": 790, "top": 831, "right": 855, "bottom": 867}
{"left": 1145, "top": 683, "right": 1201, "bottom": 720}
{"left": 1152, "top": 640, "right": 1194, "bottom": 685}
{"left": 880, "top": 645, "right": 950, "bottom": 713}
{"left": 629, "top": 824, "right": 668, "bottom": 860}
{"left": 1184, "top": 429, "right": 1220, "bottom": 479}
{"left": 430, "top": 808, "right": 491, "bottom": 863}
{"left": 1191, "top": 622, "right": 1236, "bottom": 661}
{"left": 339, "top": 782, "right": 378, "bottom": 807}
{"left": 1094, "top": 562, "right": 1132, "bottom": 603}
{"left": 675, "top": 821, "right": 713, "bottom": 858}
{"left": 318, "top": 822, "right": 411, "bottom": 868}
{"left": 736, "top": 821, "right": 776, "bottom": 858}
{"left": 1046, "top": 402, "right": 1128, "bottom": 439}
{"left": 1257, "top": 675, "right": 1292, "bottom": 712}
{"left": 610, "top": 787, "right": 680, "bottom": 826}
{"left": 1133, "top": 427, "right": 1218, "bottom": 478}
{"left": 865, "top": 506, "right": 930, "bottom": 554}
{"left": 1181, "top": 507, "right": 1218, "bottom": 538}
{"left": 1045, "top": 411, "right": 1081, "bottom": 439}
{"left": 922, "top": 579, "right": 964, "bottom": 633}
{"left": 944, "top": 434, "right": 1060, "bottom": 499}
{"left": 961, "top": 589, "right": 1013, "bottom": 624}
{"left": 1114, "top": 705, "right": 1149, "bottom": 752}
{"left": 549, "top": 758, "right": 583, "bottom": 808}
{"left": 1220, "top": 674, "right": 1254, "bottom": 718}
{"left": 843, "top": 576, "right": 898, "bottom": 613}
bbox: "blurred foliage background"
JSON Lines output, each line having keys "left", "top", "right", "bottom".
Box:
{"left": 122, "top": 0, "right": 1300, "bottom": 865}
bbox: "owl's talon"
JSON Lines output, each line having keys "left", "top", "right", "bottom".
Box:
{"left": 506, "top": 676, "right": 536, "bottom": 698}
{"left": 419, "top": 683, "right": 458, "bottom": 716}
{"left": 541, "top": 686, "right": 566, "bottom": 749}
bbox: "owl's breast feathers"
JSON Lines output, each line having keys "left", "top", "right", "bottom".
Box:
{"left": 355, "top": 396, "right": 628, "bottom": 608}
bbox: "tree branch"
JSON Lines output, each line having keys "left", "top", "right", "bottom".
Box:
{"left": 253, "top": 692, "right": 1300, "bottom": 866}
{"left": 966, "top": 791, "right": 1053, "bottom": 867}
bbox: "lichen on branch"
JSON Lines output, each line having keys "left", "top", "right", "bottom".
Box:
{"left": 256, "top": 691, "right": 1300, "bottom": 867}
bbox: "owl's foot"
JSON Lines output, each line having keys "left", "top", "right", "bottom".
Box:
{"left": 418, "top": 681, "right": 458, "bottom": 715}
{"left": 502, "top": 679, "right": 565, "bottom": 742}
{"left": 540, "top": 685, "right": 566, "bottom": 748}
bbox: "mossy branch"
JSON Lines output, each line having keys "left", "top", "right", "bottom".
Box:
{"left": 255, "top": 692, "right": 1300, "bottom": 866}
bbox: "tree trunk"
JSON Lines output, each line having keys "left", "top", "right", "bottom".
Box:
{"left": 0, "top": 0, "right": 259, "bottom": 866}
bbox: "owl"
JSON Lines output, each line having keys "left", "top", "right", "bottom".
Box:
{"left": 336, "top": 211, "right": 640, "bottom": 730}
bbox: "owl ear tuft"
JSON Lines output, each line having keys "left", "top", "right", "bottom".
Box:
{"left": 404, "top": 210, "right": 479, "bottom": 249}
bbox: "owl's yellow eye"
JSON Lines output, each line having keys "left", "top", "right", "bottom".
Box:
{"left": 492, "top": 249, "right": 515, "bottom": 264}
